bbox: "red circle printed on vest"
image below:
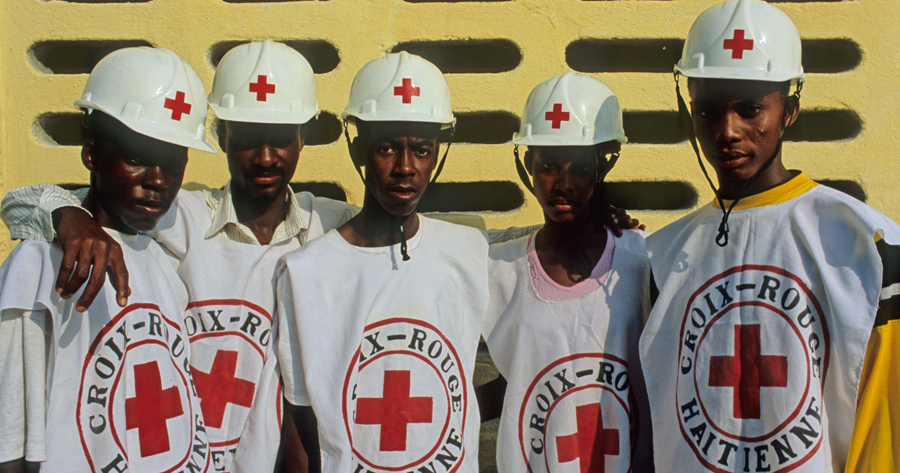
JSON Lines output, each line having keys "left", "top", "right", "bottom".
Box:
{"left": 676, "top": 266, "right": 830, "bottom": 473}
{"left": 343, "top": 318, "right": 468, "bottom": 473}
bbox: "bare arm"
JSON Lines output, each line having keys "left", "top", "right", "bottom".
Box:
{"left": 284, "top": 400, "right": 320, "bottom": 473}
{"left": 1, "top": 184, "right": 129, "bottom": 311}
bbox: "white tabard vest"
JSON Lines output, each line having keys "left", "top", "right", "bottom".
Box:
{"left": 277, "top": 216, "right": 490, "bottom": 473}
{"left": 485, "top": 230, "right": 653, "bottom": 473}
{"left": 640, "top": 174, "right": 900, "bottom": 473}
{"left": 0, "top": 232, "right": 209, "bottom": 472}
{"left": 150, "top": 189, "right": 350, "bottom": 473}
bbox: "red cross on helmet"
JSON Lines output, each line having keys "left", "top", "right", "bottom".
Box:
{"left": 342, "top": 52, "right": 455, "bottom": 129}
{"left": 209, "top": 40, "right": 319, "bottom": 125}
{"left": 75, "top": 47, "right": 216, "bottom": 153}
{"left": 514, "top": 72, "right": 627, "bottom": 147}
{"left": 675, "top": 0, "right": 804, "bottom": 85}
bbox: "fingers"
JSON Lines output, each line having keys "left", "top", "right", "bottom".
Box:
{"left": 76, "top": 248, "right": 108, "bottom": 312}
{"left": 55, "top": 245, "right": 79, "bottom": 297}
{"left": 106, "top": 245, "right": 131, "bottom": 307}
{"left": 60, "top": 244, "right": 95, "bottom": 302}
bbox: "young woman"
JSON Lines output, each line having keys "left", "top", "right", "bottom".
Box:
{"left": 482, "top": 72, "right": 653, "bottom": 472}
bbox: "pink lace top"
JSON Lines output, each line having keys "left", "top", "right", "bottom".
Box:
{"left": 526, "top": 227, "right": 615, "bottom": 302}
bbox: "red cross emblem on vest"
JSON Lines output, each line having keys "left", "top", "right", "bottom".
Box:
{"left": 556, "top": 402, "right": 620, "bottom": 473}
{"left": 249, "top": 75, "right": 276, "bottom": 102}
{"left": 163, "top": 91, "right": 192, "bottom": 121}
{"left": 124, "top": 361, "right": 185, "bottom": 458}
{"left": 545, "top": 103, "right": 571, "bottom": 129}
{"left": 723, "top": 29, "right": 754, "bottom": 59}
{"left": 355, "top": 370, "right": 433, "bottom": 452}
{"left": 393, "top": 78, "right": 421, "bottom": 104}
{"left": 193, "top": 350, "right": 256, "bottom": 429}
{"left": 709, "top": 324, "right": 788, "bottom": 419}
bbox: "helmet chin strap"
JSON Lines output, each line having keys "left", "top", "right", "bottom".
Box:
{"left": 513, "top": 145, "right": 535, "bottom": 194}
{"left": 674, "top": 74, "right": 795, "bottom": 248}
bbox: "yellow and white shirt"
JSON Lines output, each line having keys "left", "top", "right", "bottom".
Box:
{"left": 640, "top": 172, "right": 900, "bottom": 473}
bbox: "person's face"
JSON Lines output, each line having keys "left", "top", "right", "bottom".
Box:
{"left": 689, "top": 79, "right": 797, "bottom": 187}
{"left": 362, "top": 122, "right": 440, "bottom": 218}
{"left": 84, "top": 121, "right": 187, "bottom": 233}
{"left": 225, "top": 121, "right": 302, "bottom": 201}
{"left": 529, "top": 146, "right": 598, "bottom": 225}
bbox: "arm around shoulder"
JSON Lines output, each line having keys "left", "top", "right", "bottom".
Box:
{"left": 1, "top": 184, "right": 87, "bottom": 242}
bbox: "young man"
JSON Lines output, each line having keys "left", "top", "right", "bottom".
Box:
{"left": 0, "top": 40, "right": 356, "bottom": 472}
{"left": 638, "top": 0, "right": 900, "bottom": 471}
{"left": 483, "top": 72, "right": 653, "bottom": 472}
{"left": 0, "top": 47, "right": 214, "bottom": 472}
{"left": 276, "top": 52, "right": 489, "bottom": 472}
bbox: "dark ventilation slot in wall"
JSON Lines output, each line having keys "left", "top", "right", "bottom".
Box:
{"left": 623, "top": 111, "right": 682, "bottom": 144}
{"left": 454, "top": 111, "right": 519, "bottom": 144}
{"left": 208, "top": 40, "right": 340, "bottom": 74}
{"left": 567, "top": 38, "right": 860, "bottom": 74}
{"left": 33, "top": 113, "right": 83, "bottom": 147}
{"left": 567, "top": 39, "right": 683, "bottom": 73}
{"left": 391, "top": 40, "right": 521, "bottom": 73}
{"left": 304, "top": 112, "right": 343, "bottom": 146}
{"left": 785, "top": 109, "right": 861, "bottom": 142}
{"left": 51, "top": 0, "right": 151, "bottom": 4}
{"left": 801, "top": 39, "right": 861, "bottom": 73}
{"left": 223, "top": 0, "right": 329, "bottom": 3}
{"left": 817, "top": 180, "right": 866, "bottom": 202}
{"left": 418, "top": 181, "right": 524, "bottom": 213}
{"left": 406, "top": 0, "right": 510, "bottom": 2}
{"left": 289, "top": 182, "right": 348, "bottom": 202}
{"left": 29, "top": 40, "right": 154, "bottom": 74}
{"left": 621, "top": 109, "right": 860, "bottom": 144}
{"left": 605, "top": 181, "right": 698, "bottom": 211}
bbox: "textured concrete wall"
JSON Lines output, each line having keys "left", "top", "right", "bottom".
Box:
{"left": 1, "top": 1, "right": 898, "bottom": 467}
{"left": 4, "top": 0, "right": 899, "bottom": 260}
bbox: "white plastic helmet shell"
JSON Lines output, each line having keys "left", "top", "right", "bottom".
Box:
{"left": 675, "top": 0, "right": 805, "bottom": 84}
{"left": 342, "top": 51, "right": 455, "bottom": 127}
{"left": 75, "top": 47, "right": 215, "bottom": 153}
{"left": 209, "top": 40, "right": 319, "bottom": 125}
{"left": 513, "top": 72, "right": 627, "bottom": 147}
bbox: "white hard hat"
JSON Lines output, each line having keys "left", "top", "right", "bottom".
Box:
{"left": 209, "top": 40, "right": 319, "bottom": 125}
{"left": 675, "top": 0, "right": 804, "bottom": 84}
{"left": 75, "top": 47, "right": 215, "bottom": 153}
{"left": 513, "top": 72, "right": 627, "bottom": 147}
{"left": 342, "top": 51, "right": 455, "bottom": 128}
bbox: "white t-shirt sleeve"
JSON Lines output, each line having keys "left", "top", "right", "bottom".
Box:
{"left": 310, "top": 195, "right": 359, "bottom": 231}
{"left": 0, "top": 184, "right": 89, "bottom": 242}
{"left": 0, "top": 309, "right": 50, "bottom": 463}
{"left": 275, "top": 262, "right": 311, "bottom": 406}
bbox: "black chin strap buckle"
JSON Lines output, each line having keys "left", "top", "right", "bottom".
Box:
{"left": 716, "top": 219, "right": 729, "bottom": 247}
{"left": 399, "top": 221, "right": 410, "bottom": 261}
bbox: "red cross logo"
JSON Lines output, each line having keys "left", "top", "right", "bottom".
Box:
{"left": 355, "top": 370, "right": 433, "bottom": 452}
{"left": 163, "top": 91, "right": 192, "bottom": 121}
{"left": 556, "top": 403, "right": 620, "bottom": 473}
{"left": 249, "top": 75, "right": 276, "bottom": 102}
{"left": 723, "top": 29, "right": 754, "bottom": 59}
{"left": 709, "top": 324, "right": 788, "bottom": 419}
{"left": 193, "top": 350, "right": 256, "bottom": 429}
{"left": 125, "top": 361, "right": 185, "bottom": 458}
{"left": 545, "top": 103, "right": 571, "bottom": 129}
{"left": 393, "top": 78, "right": 421, "bottom": 104}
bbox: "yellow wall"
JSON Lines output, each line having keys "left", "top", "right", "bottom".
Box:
{"left": 2, "top": 0, "right": 899, "bottom": 259}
